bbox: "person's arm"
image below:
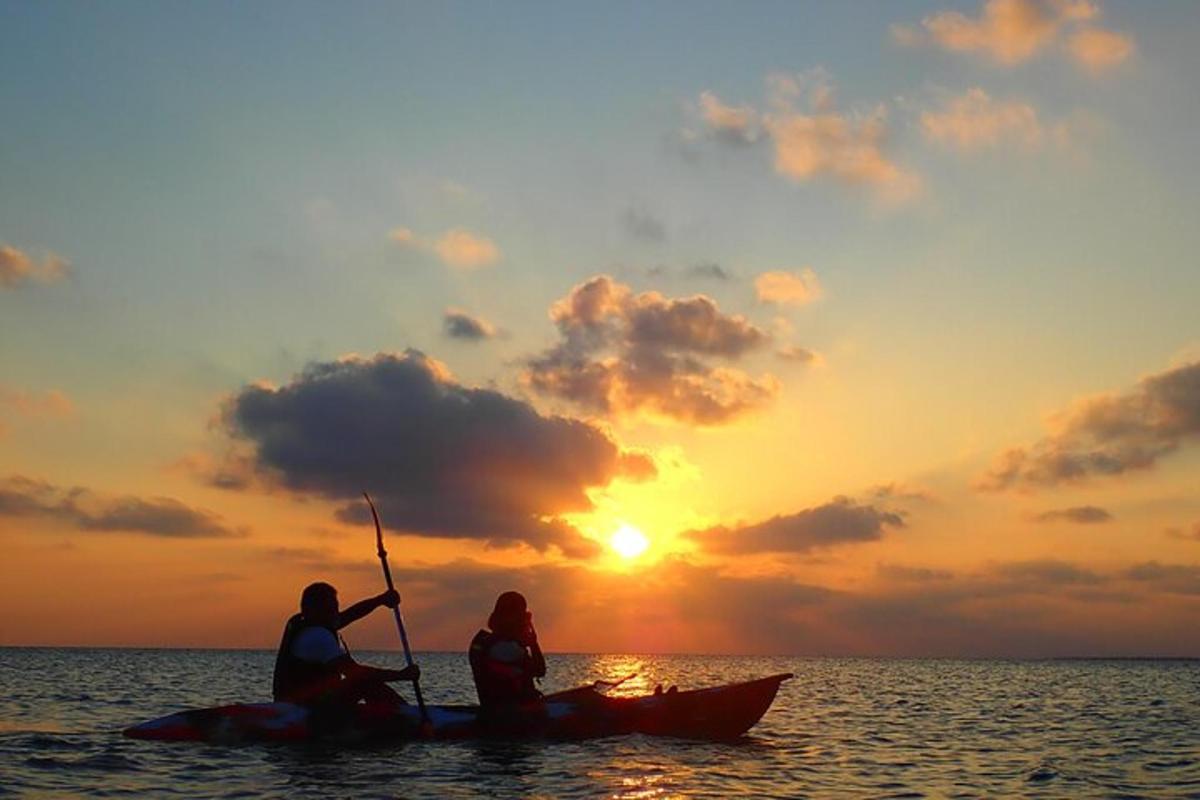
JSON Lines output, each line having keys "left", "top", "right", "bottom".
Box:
{"left": 331, "top": 654, "right": 419, "bottom": 684}
{"left": 523, "top": 615, "right": 547, "bottom": 678}
{"left": 336, "top": 589, "right": 399, "bottom": 629}
{"left": 528, "top": 639, "right": 547, "bottom": 679}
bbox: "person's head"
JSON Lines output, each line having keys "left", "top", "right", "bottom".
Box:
{"left": 300, "top": 582, "right": 339, "bottom": 626}
{"left": 488, "top": 590, "right": 529, "bottom": 636}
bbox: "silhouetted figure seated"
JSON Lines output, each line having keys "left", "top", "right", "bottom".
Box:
{"left": 272, "top": 582, "right": 419, "bottom": 727}
{"left": 469, "top": 591, "right": 546, "bottom": 728}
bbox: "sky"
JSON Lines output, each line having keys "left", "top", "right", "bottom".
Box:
{"left": 2, "top": 0, "right": 1199, "bottom": 657}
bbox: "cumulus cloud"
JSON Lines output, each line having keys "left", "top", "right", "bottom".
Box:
{"left": 893, "top": 0, "right": 1133, "bottom": 73}
{"left": 980, "top": 360, "right": 1200, "bottom": 490}
{"left": 443, "top": 308, "right": 497, "bottom": 341}
{"left": 0, "top": 475, "right": 241, "bottom": 538}
{"left": 621, "top": 206, "right": 667, "bottom": 243}
{"left": 388, "top": 227, "right": 501, "bottom": 269}
{"left": 0, "top": 244, "right": 71, "bottom": 290}
{"left": 695, "top": 73, "right": 919, "bottom": 204}
{"left": 1030, "top": 505, "right": 1112, "bottom": 524}
{"left": 921, "top": 88, "right": 1057, "bottom": 151}
{"left": 685, "top": 496, "right": 905, "bottom": 555}
{"left": 755, "top": 269, "right": 823, "bottom": 306}
{"left": 524, "top": 276, "right": 779, "bottom": 425}
{"left": 221, "top": 350, "right": 652, "bottom": 557}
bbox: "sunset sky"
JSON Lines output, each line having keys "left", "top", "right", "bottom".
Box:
{"left": 3, "top": 1, "right": 1199, "bottom": 657}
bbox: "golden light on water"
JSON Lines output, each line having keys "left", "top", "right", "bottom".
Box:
{"left": 610, "top": 523, "right": 650, "bottom": 559}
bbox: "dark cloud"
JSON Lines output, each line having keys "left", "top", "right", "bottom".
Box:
{"left": 980, "top": 360, "right": 1200, "bottom": 490}
{"left": 0, "top": 475, "right": 240, "bottom": 538}
{"left": 443, "top": 308, "right": 497, "bottom": 341}
{"left": 685, "top": 497, "right": 905, "bottom": 555}
{"left": 876, "top": 564, "right": 955, "bottom": 582}
{"left": 868, "top": 482, "right": 938, "bottom": 503}
{"left": 524, "top": 276, "right": 778, "bottom": 425}
{"left": 1121, "top": 562, "right": 1200, "bottom": 595}
{"left": 621, "top": 207, "right": 666, "bottom": 243}
{"left": 685, "top": 263, "right": 732, "bottom": 281}
{"left": 222, "top": 350, "right": 652, "bottom": 557}
{"left": 1029, "top": 505, "right": 1113, "bottom": 524}
{"left": 992, "top": 559, "right": 1105, "bottom": 586}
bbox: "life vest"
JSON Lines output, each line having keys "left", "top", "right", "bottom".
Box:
{"left": 468, "top": 629, "right": 542, "bottom": 707}
{"left": 272, "top": 613, "right": 342, "bottom": 704}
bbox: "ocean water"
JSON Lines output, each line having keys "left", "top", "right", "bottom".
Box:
{"left": 0, "top": 649, "right": 1197, "bottom": 799}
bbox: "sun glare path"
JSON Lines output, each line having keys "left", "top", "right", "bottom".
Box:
{"left": 610, "top": 524, "right": 649, "bottom": 559}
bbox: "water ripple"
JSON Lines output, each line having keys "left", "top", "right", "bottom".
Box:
{"left": 1, "top": 650, "right": 1199, "bottom": 798}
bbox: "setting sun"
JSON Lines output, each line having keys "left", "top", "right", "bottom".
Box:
{"left": 610, "top": 524, "right": 650, "bottom": 559}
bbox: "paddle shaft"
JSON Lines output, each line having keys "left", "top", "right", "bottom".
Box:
{"left": 364, "top": 493, "right": 429, "bottom": 722}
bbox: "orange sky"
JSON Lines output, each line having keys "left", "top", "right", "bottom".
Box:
{"left": 3, "top": 1, "right": 1199, "bottom": 656}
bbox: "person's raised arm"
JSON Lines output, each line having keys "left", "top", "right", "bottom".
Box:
{"left": 337, "top": 589, "right": 399, "bottom": 629}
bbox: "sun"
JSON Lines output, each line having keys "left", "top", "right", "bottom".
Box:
{"left": 610, "top": 523, "right": 649, "bottom": 559}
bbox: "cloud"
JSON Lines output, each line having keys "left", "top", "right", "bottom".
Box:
{"left": 698, "top": 91, "right": 761, "bottom": 145}
{"left": 388, "top": 227, "right": 418, "bottom": 246}
{"left": 1165, "top": 523, "right": 1200, "bottom": 542}
{"left": 167, "top": 451, "right": 261, "bottom": 492}
{"left": 388, "top": 227, "right": 501, "bottom": 269}
{"left": 754, "top": 269, "right": 823, "bottom": 306}
{"left": 921, "top": 88, "right": 1054, "bottom": 151}
{"left": 0, "top": 475, "right": 241, "bottom": 538}
{"left": 876, "top": 563, "right": 955, "bottom": 582}
{"left": 893, "top": 0, "right": 1133, "bottom": 73}
{"left": 696, "top": 73, "right": 920, "bottom": 204}
{"left": 621, "top": 207, "right": 667, "bottom": 243}
{"left": 1121, "top": 562, "right": 1200, "bottom": 595}
{"left": 980, "top": 360, "right": 1200, "bottom": 490}
{"left": 524, "top": 276, "right": 779, "bottom": 425}
{"left": 434, "top": 228, "right": 500, "bottom": 268}
{"left": 685, "top": 496, "right": 905, "bottom": 555}
{"left": 776, "top": 345, "right": 818, "bottom": 364}
{"left": 868, "top": 482, "right": 938, "bottom": 503}
{"left": 0, "top": 387, "right": 75, "bottom": 429}
{"left": 221, "top": 350, "right": 652, "bottom": 557}
{"left": 0, "top": 244, "right": 71, "bottom": 290}
{"left": 443, "top": 308, "right": 497, "bottom": 341}
{"left": 1030, "top": 505, "right": 1112, "bottom": 524}
{"left": 685, "top": 263, "right": 732, "bottom": 281}
{"left": 1067, "top": 27, "right": 1135, "bottom": 73}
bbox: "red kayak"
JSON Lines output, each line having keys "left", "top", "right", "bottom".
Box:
{"left": 123, "top": 673, "right": 792, "bottom": 744}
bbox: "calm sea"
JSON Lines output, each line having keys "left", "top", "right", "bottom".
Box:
{"left": 0, "top": 649, "right": 1197, "bottom": 798}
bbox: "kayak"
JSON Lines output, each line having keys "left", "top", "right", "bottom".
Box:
{"left": 123, "top": 673, "right": 792, "bottom": 744}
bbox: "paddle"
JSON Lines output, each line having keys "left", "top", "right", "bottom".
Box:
{"left": 362, "top": 491, "right": 431, "bottom": 730}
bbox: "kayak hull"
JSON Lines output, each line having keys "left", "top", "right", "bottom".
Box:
{"left": 123, "top": 673, "right": 792, "bottom": 744}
